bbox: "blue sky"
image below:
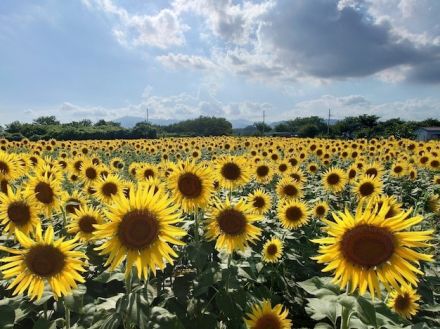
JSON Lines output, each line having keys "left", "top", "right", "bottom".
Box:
{"left": 1, "top": 0, "right": 439, "bottom": 125}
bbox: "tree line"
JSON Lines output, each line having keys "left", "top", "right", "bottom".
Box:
{"left": 0, "top": 114, "right": 438, "bottom": 141}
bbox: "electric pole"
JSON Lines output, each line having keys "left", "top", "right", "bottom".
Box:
{"left": 327, "top": 108, "right": 331, "bottom": 136}
{"left": 262, "top": 110, "right": 266, "bottom": 136}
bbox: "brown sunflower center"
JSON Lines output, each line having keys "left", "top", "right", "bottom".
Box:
{"left": 341, "top": 225, "right": 395, "bottom": 268}
{"left": 279, "top": 164, "right": 288, "bottom": 172}
{"left": 0, "top": 161, "right": 9, "bottom": 174}
{"left": 66, "top": 199, "right": 81, "bottom": 214}
{"left": 217, "top": 209, "right": 246, "bottom": 236}
{"left": 267, "top": 244, "right": 278, "bottom": 256}
{"left": 316, "top": 205, "right": 326, "bottom": 216}
{"left": 365, "top": 168, "right": 378, "bottom": 177}
{"left": 327, "top": 173, "right": 340, "bottom": 185}
{"left": 283, "top": 184, "right": 298, "bottom": 197}
{"left": 102, "top": 182, "right": 118, "bottom": 197}
{"left": 1, "top": 179, "right": 8, "bottom": 194}
{"left": 254, "top": 313, "right": 282, "bottom": 329}
{"left": 431, "top": 160, "right": 439, "bottom": 168}
{"left": 25, "top": 245, "right": 65, "bottom": 277}
{"left": 394, "top": 166, "right": 403, "bottom": 173}
{"left": 359, "top": 182, "right": 375, "bottom": 197}
{"left": 144, "top": 169, "right": 155, "bottom": 179}
{"left": 7, "top": 202, "right": 31, "bottom": 226}
{"left": 221, "top": 163, "right": 241, "bottom": 180}
{"left": 35, "top": 182, "right": 54, "bottom": 204}
{"left": 290, "top": 173, "right": 301, "bottom": 182}
{"left": 178, "top": 173, "right": 202, "bottom": 199}
{"left": 256, "top": 165, "right": 269, "bottom": 177}
{"left": 348, "top": 169, "right": 356, "bottom": 179}
{"left": 85, "top": 167, "right": 97, "bottom": 180}
{"left": 118, "top": 210, "right": 160, "bottom": 250}
{"left": 253, "top": 196, "right": 265, "bottom": 208}
{"left": 285, "top": 206, "right": 303, "bottom": 222}
{"left": 394, "top": 293, "right": 411, "bottom": 311}
{"left": 79, "top": 215, "right": 97, "bottom": 233}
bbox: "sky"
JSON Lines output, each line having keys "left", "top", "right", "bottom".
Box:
{"left": 0, "top": 0, "right": 439, "bottom": 125}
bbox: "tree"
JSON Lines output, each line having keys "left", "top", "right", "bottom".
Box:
{"left": 33, "top": 116, "right": 60, "bottom": 125}
{"left": 254, "top": 122, "right": 272, "bottom": 135}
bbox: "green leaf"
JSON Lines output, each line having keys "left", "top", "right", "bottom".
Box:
{"left": 32, "top": 318, "right": 57, "bottom": 329}
{"left": 356, "top": 296, "right": 377, "bottom": 327}
{"left": 305, "top": 296, "right": 340, "bottom": 325}
{"left": 215, "top": 291, "right": 242, "bottom": 320}
{"left": 314, "top": 323, "right": 334, "bottom": 329}
{"left": 150, "top": 306, "right": 185, "bottom": 329}
{"left": 0, "top": 305, "right": 15, "bottom": 329}
{"left": 94, "top": 271, "right": 125, "bottom": 283}
{"left": 298, "top": 277, "right": 340, "bottom": 296}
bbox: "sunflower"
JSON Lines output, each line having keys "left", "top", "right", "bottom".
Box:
{"left": 80, "top": 159, "right": 101, "bottom": 186}
{"left": 136, "top": 164, "right": 158, "bottom": 181}
{"left": 276, "top": 177, "right": 303, "bottom": 200}
{"left": 253, "top": 162, "right": 274, "bottom": 184}
{"left": 247, "top": 189, "right": 272, "bottom": 215}
{"left": 167, "top": 160, "right": 213, "bottom": 212}
{"left": 313, "top": 201, "right": 329, "bottom": 219}
{"left": 363, "top": 162, "right": 384, "bottom": 178}
{"left": 276, "top": 160, "right": 290, "bottom": 175}
{"left": 0, "top": 187, "right": 40, "bottom": 235}
{"left": 94, "top": 186, "right": 186, "bottom": 279}
{"left": 390, "top": 162, "right": 407, "bottom": 178}
{"left": 63, "top": 190, "right": 86, "bottom": 216}
{"left": 244, "top": 300, "right": 291, "bottom": 329}
{"left": 67, "top": 205, "right": 104, "bottom": 241}
{"left": 387, "top": 285, "right": 421, "bottom": 319}
{"left": 0, "top": 225, "right": 87, "bottom": 301}
{"left": 433, "top": 175, "right": 440, "bottom": 185}
{"left": 205, "top": 198, "right": 262, "bottom": 253}
{"left": 285, "top": 167, "right": 306, "bottom": 184}
{"left": 0, "top": 151, "right": 20, "bottom": 181}
{"left": 25, "top": 174, "right": 62, "bottom": 216}
{"left": 307, "top": 162, "right": 319, "bottom": 175}
{"left": 374, "top": 195, "right": 403, "bottom": 219}
{"left": 215, "top": 156, "right": 250, "bottom": 189}
{"left": 262, "top": 237, "right": 283, "bottom": 263}
{"left": 312, "top": 200, "right": 433, "bottom": 299}
{"left": 278, "top": 199, "right": 310, "bottom": 230}
{"left": 353, "top": 175, "right": 383, "bottom": 200}
{"left": 322, "top": 167, "right": 347, "bottom": 193}
{"left": 94, "top": 174, "right": 123, "bottom": 204}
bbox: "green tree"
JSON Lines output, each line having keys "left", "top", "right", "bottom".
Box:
{"left": 33, "top": 116, "right": 60, "bottom": 125}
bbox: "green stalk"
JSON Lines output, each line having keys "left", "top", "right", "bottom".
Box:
{"left": 64, "top": 300, "right": 71, "bottom": 329}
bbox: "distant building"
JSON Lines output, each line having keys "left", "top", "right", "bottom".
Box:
{"left": 415, "top": 127, "right": 440, "bottom": 141}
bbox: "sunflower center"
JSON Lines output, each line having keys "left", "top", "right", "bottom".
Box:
{"left": 257, "top": 166, "right": 269, "bottom": 177}
{"left": 221, "top": 163, "right": 241, "bottom": 180}
{"left": 285, "top": 206, "right": 303, "bottom": 222}
{"left": 359, "top": 182, "right": 375, "bottom": 197}
{"left": 35, "top": 182, "right": 55, "bottom": 204}
{"left": 348, "top": 169, "right": 356, "bottom": 179}
{"left": 431, "top": 160, "right": 439, "bottom": 168}
{"left": 341, "top": 225, "right": 395, "bottom": 268}
{"left": 394, "top": 166, "right": 403, "bottom": 173}
{"left": 253, "top": 196, "right": 265, "bottom": 208}
{"left": 178, "top": 173, "right": 202, "bottom": 199}
{"left": 0, "top": 161, "right": 9, "bottom": 174}
{"left": 217, "top": 209, "right": 246, "bottom": 236}
{"left": 316, "top": 205, "right": 326, "bottom": 216}
{"left": 279, "top": 164, "right": 287, "bottom": 172}
{"left": 102, "top": 182, "right": 118, "bottom": 197}
{"left": 394, "top": 293, "right": 410, "bottom": 311}
{"left": 66, "top": 199, "right": 81, "bottom": 214}
{"left": 0, "top": 179, "right": 7, "bottom": 193}
{"left": 290, "top": 173, "right": 301, "bottom": 181}
{"left": 327, "top": 173, "right": 340, "bottom": 185}
{"left": 79, "top": 215, "right": 97, "bottom": 233}
{"left": 254, "top": 313, "right": 282, "bottom": 329}
{"left": 144, "top": 169, "right": 155, "bottom": 178}
{"left": 283, "top": 185, "right": 298, "bottom": 196}
{"left": 7, "top": 202, "right": 31, "bottom": 226}
{"left": 25, "top": 245, "right": 65, "bottom": 277}
{"left": 365, "top": 168, "right": 378, "bottom": 177}
{"left": 267, "top": 244, "right": 278, "bottom": 256}
{"left": 85, "top": 167, "right": 97, "bottom": 179}
{"left": 118, "top": 210, "right": 160, "bottom": 250}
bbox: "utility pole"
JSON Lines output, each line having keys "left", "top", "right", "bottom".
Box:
{"left": 145, "top": 107, "right": 149, "bottom": 124}
{"left": 327, "top": 108, "right": 331, "bottom": 136}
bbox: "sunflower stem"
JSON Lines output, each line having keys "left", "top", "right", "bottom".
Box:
{"left": 63, "top": 299, "right": 71, "bottom": 329}
{"left": 194, "top": 209, "right": 200, "bottom": 242}
{"left": 43, "top": 301, "right": 48, "bottom": 321}
{"left": 340, "top": 305, "right": 350, "bottom": 329}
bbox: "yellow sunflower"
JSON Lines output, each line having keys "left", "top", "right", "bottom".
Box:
{"left": 94, "top": 186, "right": 186, "bottom": 279}
{"left": 25, "top": 174, "right": 62, "bottom": 216}
{"left": 93, "top": 174, "right": 123, "bottom": 204}
{"left": 253, "top": 161, "right": 274, "bottom": 184}
{"left": 67, "top": 205, "right": 104, "bottom": 241}
{"left": 63, "top": 190, "right": 86, "bottom": 216}
{"left": 313, "top": 201, "right": 329, "bottom": 219}
{"left": 262, "top": 237, "right": 283, "bottom": 263}
{"left": 0, "top": 225, "right": 87, "bottom": 301}
{"left": 387, "top": 285, "right": 421, "bottom": 319}
{"left": 205, "top": 198, "right": 262, "bottom": 253}
{"left": 312, "top": 200, "right": 433, "bottom": 299}
{"left": 0, "top": 151, "right": 21, "bottom": 181}
{"left": 167, "top": 160, "right": 213, "bottom": 212}
{"left": 244, "top": 300, "right": 292, "bottom": 329}
{"left": 0, "top": 187, "right": 40, "bottom": 235}
{"left": 215, "top": 156, "right": 250, "bottom": 189}
{"left": 276, "top": 177, "right": 303, "bottom": 200}
{"left": 390, "top": 162, "right": 407, "bottom": 178}
{"left": 322, "top": 167, "right": 347, "bottom": 193}
{"left": 278, "top": 199, "right": 310, "bottom": 230}
{"left": 79, "top": 159, "right": 101, "bottom": 186}
{"left": 353, "top": 175, "right": 383, "bottom": 200}
{"left": 247, "top": 189, "right": 272, "bottom": 215}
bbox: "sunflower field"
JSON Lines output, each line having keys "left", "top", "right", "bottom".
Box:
{"left": 0, "top": 136, "right": 439, "bottom": 329}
